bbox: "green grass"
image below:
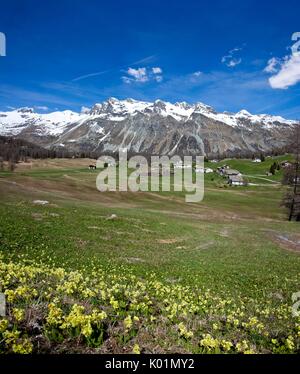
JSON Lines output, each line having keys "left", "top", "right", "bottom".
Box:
{"left": 0, "top": 156, "right": 299, "bottom": 296}
{"left": 0, "top": 157, "right": 300, "bottom": 353}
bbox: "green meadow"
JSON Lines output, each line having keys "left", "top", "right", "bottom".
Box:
{"left": 0, "top": 157, "right": 299, "bottom": 353}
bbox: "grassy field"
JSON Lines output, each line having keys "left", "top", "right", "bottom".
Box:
{"left": 0, "top": 157, "right": 300, "bottom": 354}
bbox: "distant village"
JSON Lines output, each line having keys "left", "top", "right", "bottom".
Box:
{"left": 87, "top": 155, "right": 294, "bottom": 188}
{"left": 192, "top": 157, "right": 293, "bottom": 187}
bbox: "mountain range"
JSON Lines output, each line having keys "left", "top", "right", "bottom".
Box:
{"left": 0, "top": 98, "right": 296, "bottom": 157}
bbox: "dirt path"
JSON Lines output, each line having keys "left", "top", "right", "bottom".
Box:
{"left": 244, "top": 175, "right": 280, "bottom": 184}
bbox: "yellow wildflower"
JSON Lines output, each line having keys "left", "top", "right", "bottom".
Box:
{"left": 124, "top": 315, "right": 133, "bottom": 330}
{"left": 0, "top": 318, "right": 9, "bottom": 332}
{"left": 12, "top": 338, "right": 33, "bottom": 354}
{"left": 12, "top": 308, "right": 25, "bottom": 322}
{"left": 133, "top": 344, "right": 140, "bottom": 354}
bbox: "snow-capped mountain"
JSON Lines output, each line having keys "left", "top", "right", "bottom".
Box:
{"left": 0, "top": 98, "right": 297, "bottom": 156}
{"left": 0, "top": 108, "right": 82, "bottom": 137}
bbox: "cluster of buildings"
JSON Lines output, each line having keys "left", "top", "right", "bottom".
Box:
{"left": 217, "top": 165, "right": 245, "bottom": 186}
{"left": 281, "top": 160, "right": 292, "bottom": 168}
{"left": 193, "top": 162, "right": 247, "bottom": 186}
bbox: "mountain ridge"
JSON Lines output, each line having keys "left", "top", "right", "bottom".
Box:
{"left": 0, "top": 98, "right": 297, "bottom": 157}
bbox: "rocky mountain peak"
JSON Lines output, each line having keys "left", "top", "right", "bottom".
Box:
{"left": 0, "top": 98, "right": 297, "bottom": 157}
{"left": 17, "top": 107, "right": 35, "bottom": 114}
{"left": 236, "top": 109, "right": 252, "bottom": 117}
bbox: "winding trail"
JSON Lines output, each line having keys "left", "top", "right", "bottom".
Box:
{"left": 244, "top": 175, "right": 280, "bottom": 184}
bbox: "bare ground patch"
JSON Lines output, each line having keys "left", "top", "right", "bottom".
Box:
{"left": 219, "top": 227, "right": 231, "bottom": 237}
{"left": 265, "top": 230, "right": 300, "bottom": 253}
{"left": 157, "top": 238, "right": 182, "bottom": 244}
{"left": 195, "top": 241, "right": 215, "bottom": 250}
{"left": 123, "top": 257, "right": 146, "bottom": 264}
{"left": 31, "top": 213, "right": 45, "bottom": 221}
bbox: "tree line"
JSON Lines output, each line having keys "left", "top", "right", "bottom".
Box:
{"left": 0, "top": 136, "right": 106, "bottom": 171}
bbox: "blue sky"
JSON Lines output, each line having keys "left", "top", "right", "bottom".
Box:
{"left": 0, "top": 0, "right": 300, "bottom": 118}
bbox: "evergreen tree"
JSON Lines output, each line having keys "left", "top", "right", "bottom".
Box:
{"left": 270, "top": 163, "right": 276, "bottom": 175}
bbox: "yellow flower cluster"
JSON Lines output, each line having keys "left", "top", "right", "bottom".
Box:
{"left": 46, "top": 303, "right": 107, "bottom": 338}
{"left": 200, "top": 334, "right": 221, "bottom": 351}
{"left": 12, "top": 308, "right": 25, "bottom": 322}
{"left": 5, "top": 286, "right": 37, "bottom": 303}
{"left": 200, "top": 334, "right": 253, "bottom": 353}
{"left": 236, "top": 340, "right": 255, "bottom": 354}
{"left": 0, "top": 253, "right": 300, "bottom": 354}
{"left": 178, "top": 322, "right": 193, "bottom": 339}
{"left": 242, "top": 316, "right": 266, "bottom": 335}
{"left": 1, "top": 327, "right": 33, "bottom": 354}
{"left": 124, "top": 315, "right": 133, "bottom": 330}
{"left": 46, "top": 302, "right": 64, "bottom": 325}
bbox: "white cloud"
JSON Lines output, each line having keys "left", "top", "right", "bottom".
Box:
{"left": 230, "top": 47, "right": 242, "bottom": 53}
{"left": 226, "top": 58, "right": 242, "bottom": 67}
{"left": 122, "top": 76, "right": 132, "bottom": 84}
{"left": 127, "top": 67, "right": 148, "bottom": 82}
{"left": 34, "top": 105, "right": 49, "bottom": 111}
{"left": 193, "top": 71, "right": 202, "bottom": 77}
{"left": 222, "top": 47, "right": 242, "bottom": 68}
{"left": 122, "top": 66, "right": 163, "bottom": 84}
{"left": 264, "top": 33, "right": 300, "bottom": 89}
{"left": 81, "top": 106, "right": 90, "bottom": 114}
{"left": 268, "top": 54, "right": 300, "bottom": 89}
{"left": 221, "top": 56, "right": 242, "bottom": 67}
{"left": 152, "top": 67, "right": 162, "bottom": 74}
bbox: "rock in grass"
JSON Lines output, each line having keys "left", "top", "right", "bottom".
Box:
{"left": 106, "top": 214, "right": 118, "bottom": 220}
{"left": 33, "top": 200, "right": 49, "bottom": 205}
